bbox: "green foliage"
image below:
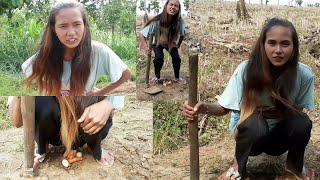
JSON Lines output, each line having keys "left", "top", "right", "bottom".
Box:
{"left": 139, "top": 0, "right": 145, "bottom": 11}
{"left": 0, "top": 71, "right": 37, "bottom": 95}
{"left": 0, "top": 96, "right": 11, "bottom": 130}
{"left": 153, "top": 101, "right": 188, "bottom": 154}
{"left": 0, "top": 0, "right": 31, "bottom": 18}
{"left": 24, "top": 0, "right": 51, "bottom": 21}
{"left": 183, "top": 0, "right": 189, "bottom": 11}
{"left": 99, "top": 0, "right": 135, "bottom": 37}
{"left": 0, "top": 13, "right": 43, "bottom": 73}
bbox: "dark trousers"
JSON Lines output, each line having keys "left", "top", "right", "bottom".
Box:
{"left": 235, "top": 113, "right": 312, "bottom": 175}
{"left": 153, "top": 45, "right": 181, "bottom": 79}
{"left": 35, "top": 96, "right": 112, "bottom": 160}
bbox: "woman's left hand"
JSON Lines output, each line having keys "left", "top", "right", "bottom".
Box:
{"left": 77, "top": 99, "right": 114, "bottom": 135}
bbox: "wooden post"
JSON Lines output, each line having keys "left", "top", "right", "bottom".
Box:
{"left": 21, "top": 96, "right": 35, "bottom": 177}
{"left": 188, "top": 49, "right": 199, "bottom": 180}
{"left": 145, "top": 32, "right": 154, "bottom": 87}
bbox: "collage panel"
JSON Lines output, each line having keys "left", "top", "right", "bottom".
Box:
{"left": 152, "top": 0, "right": 320, "bottom": 180}
{"left": 0, "top": 0, "right": 135, "bottom": 96}
{"left": 136, "top": 0, "right": 190, "bottom": 101}
{"left": 0, "top": 96, "right": 152, "bottom": 179}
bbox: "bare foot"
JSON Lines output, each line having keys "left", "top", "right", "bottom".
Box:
{"left": 300, "top": 168, "right": 314, "bottom": 180}
{"left": 96, "top": 148, "right": 114, "bottom": 167}
{"left": 218, "top": 159, "right": 241, "bottom": 180}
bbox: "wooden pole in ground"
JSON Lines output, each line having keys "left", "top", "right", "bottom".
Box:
{"left": 145, "top": 32, "right": 154, "bottom": 87}
{"left": 188, "top": 48, "right": 199, "bottom": 180}
{"left": 21, "top": 96, "right": 35, "bottom": 177}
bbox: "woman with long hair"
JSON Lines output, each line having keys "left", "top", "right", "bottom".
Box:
{"left": 9, "top": 96, "right": 114, "bottom": 169}
{"left": 182, "top": 18, "right": 314, "bottom": 179}
{"left": 139, "top": 0, "right": 186, "bottom": 84}
{"left": 22, "top": 2, "right": 131, "bottom": 96}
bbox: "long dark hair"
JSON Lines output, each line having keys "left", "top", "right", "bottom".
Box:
{"left": 144, "top": 0, "right": 182, "bottom": 50}
{"left": 24, "top": 2, "right": 92, "bottom": 95}
{"left": 240, "top": 17, "right": 300, "bottom": 124}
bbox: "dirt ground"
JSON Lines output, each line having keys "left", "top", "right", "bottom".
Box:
{"left": 108, "top": 81, "right": 136, "bottom": 97}
{"left": 0, "top": 100, "right": 152, "bottom": 180}
{"left": 136, "top": 17, "right": 189, "bottom": 101}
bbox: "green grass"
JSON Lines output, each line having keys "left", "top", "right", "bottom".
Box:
{"left": 153, "top": 101, "right": 188, "bottom": 154}
{"left": 0, "top": 72, "right": 38, "bottom": 95}
{"left": 0, "top": 96, "right": 12, "bottom": 130}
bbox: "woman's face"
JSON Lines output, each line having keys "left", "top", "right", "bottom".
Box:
{"left": 264, "top": 25, "right": 293, "bottom": 67}
{"left": 166, "top": 0, "right": 180, "bottom": 16}
{"left": 54, "top": 8, "right": 84, "bottom": 52}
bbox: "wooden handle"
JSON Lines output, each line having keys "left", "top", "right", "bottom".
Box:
{"left": 145, "top": 33, "right": 154, "bottom": 85}
{"left": 21, "top": 96, "right": 35, "bottom": 177}
{"left": 188, "top": 52, "right": 199, "bottom": 180}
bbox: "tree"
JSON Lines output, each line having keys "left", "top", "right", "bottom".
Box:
{"left": 150, "top": 0, "right": 160, "bottom": 14}
{"left": 183, "top": 0, "right": 190, "bottom": 11}
{"left": 0, "top": 0, "right": 31, "bottom": 18}
{"left": 236, "top": 0, "right": 251, "bottom": 22}
{"left": 139, "top": 0, "right": 145, "bottom": 11}
{"left": 296, "top": 0, "right": 303, "bottom": 6}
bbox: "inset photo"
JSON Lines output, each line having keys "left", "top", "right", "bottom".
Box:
{"left": 136, "top": 0, "right": 190, "bottom": 100}
{"left": 0, "top": 96, "right": 152, "bottom": 179}
{"left": 154, "top": 0, "right": 320, "bottom": 179}
{"left": 0, "top": 0, "right": 135, "bottom": 96}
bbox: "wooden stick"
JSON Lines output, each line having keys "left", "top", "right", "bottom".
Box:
{"left": 145, "top": 32, "right": 154, "bottom": 87}
{"left": 188, "top": 49, "right": 199, "bottom": 180}
{"left": 21, "top": 96, "right": 35, "bottom": 177}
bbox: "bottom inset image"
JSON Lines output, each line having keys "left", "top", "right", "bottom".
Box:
{"left": 0, "top": 96, "right": 152, "bottom": 179}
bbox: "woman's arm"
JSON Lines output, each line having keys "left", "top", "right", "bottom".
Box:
{"left": 77, "top": 99, "right": 115, "bottom": 135}
{"left": 139, "top": 33, "right": 151, "bottom": 56}
{"left": 8, "top": 96, "right": 23, "bottom": 128}
{"left": 182, "top": 101, "right": 229, "bottom": 121}
{"left": 87, "top": 68, "right": 131, "bottom": 96}
{"left": 177, "top": 36, "right": 184, "bottom": 48}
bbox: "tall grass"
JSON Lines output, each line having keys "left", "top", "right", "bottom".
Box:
{"left": 0, "top": 96, "right": 11, "bottom": 130}
{"left": 153, "top": 101, "right": 188, "bottom": 154}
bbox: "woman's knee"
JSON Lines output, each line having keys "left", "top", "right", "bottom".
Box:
{"left": 80, "top": 118, "right": 113, "bottom": 144}
{"left": 289, "top": 113, "right": 312, "bottom": 137}
{"left": 237, "top": 113, "right": 268, "bottom": 142}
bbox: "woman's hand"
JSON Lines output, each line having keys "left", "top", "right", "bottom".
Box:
{"left": 87, "top": 87, "right": 104, "bottom": 96}
{"left": 182, "top": 101, "right": 204, "bottom": 121}
{"left": 77, "top": 99, "right": 114, "bottom": 135}
{"left": 145, "top": 47, "right": 151, "bottom": 56}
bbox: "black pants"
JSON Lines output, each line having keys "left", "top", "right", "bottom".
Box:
{"left": 235, "top": 113, "right": 312, "bottom": 175}
{"left": 153, "top": 45, "right": 181, "bottom": 79}
{"left": 35, "top": 96, "right": 112, "bottom": 160}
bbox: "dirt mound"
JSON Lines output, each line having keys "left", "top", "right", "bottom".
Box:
{"left": 302, "top": 29, "right": 320, "bottom": 61}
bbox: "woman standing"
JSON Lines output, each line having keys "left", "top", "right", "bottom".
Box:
{"left": 139, "top": 0, "right": 186, "bottom": 84}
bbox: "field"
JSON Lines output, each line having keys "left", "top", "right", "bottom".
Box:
{"left": 152, "top": 0, "right": 320, "bottom": 179}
